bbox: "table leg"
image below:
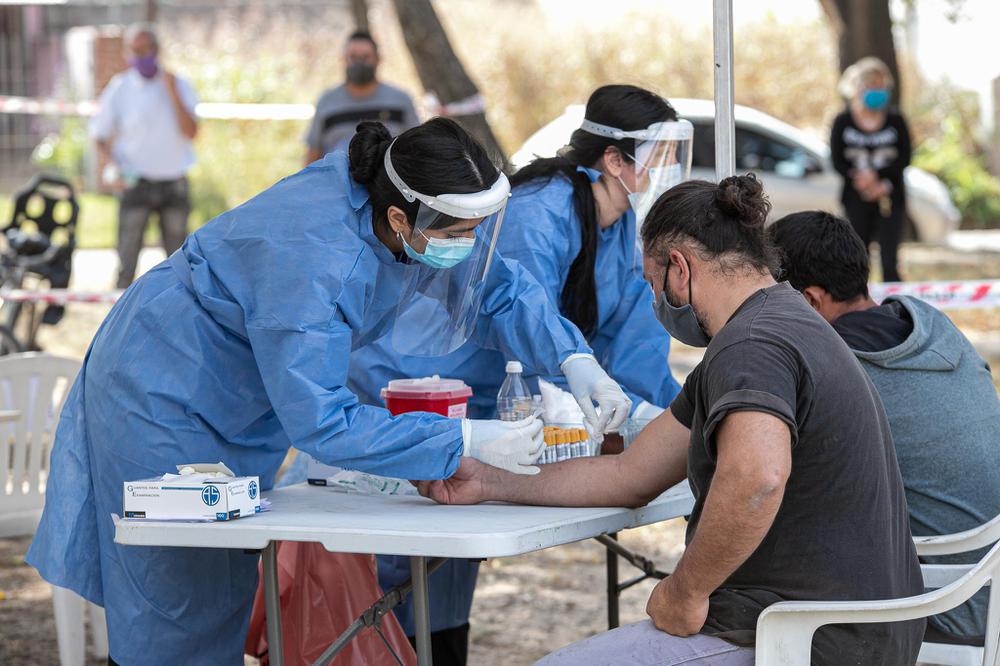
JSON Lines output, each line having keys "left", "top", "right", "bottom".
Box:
{"left": 410, "top": 556, "right": 433, "bottom": 666}
{"left": 606, "top": 532, "right": 620, "bottom": 630}
{"left": 263, "top": 542, "right": 284, "bottom": 666}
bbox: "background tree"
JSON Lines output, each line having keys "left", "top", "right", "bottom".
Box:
{"left": 819, "top": 0, "right": 901, "bottom": 98}
{"left": 350, "top": 0, "right": 369, "bottom": 33}
{"left": 390, "top": 0, "right": 508, "bottom": 168}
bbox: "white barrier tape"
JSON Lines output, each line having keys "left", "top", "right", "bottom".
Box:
{"left": 195, "top": 102, "right": 313, "bottom": 121}
{"left": 422, "top": 92, "right": 486, "bottom": 117}
{"left": 0, "top": 289, "right": 122, "bottom": 305}
{"left": 0, "top": 96, "right": 98, "bottom": 116}
{"left": 871, "top": 280, "right": 1000, "bottom": 310}
{"left": 0, "top": 95, "right": 315, "bottom": 121}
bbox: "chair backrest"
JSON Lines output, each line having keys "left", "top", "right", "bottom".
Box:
{"left": 755, "top": 538, "right": 1000, "bottom": 665}
{"left": 915, "top": 511, "right": 1000, "bottom": 558}
{"left": 0, "top": 353, "right": 81, "bottom": 538}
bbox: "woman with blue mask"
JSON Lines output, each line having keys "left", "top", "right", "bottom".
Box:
{"left": 26, "top": 117, "right": 632, "bottom": 665}
{"left": 339, "top": 85, "right": 689, "bottom": 662}
{"left": 831, "top": 57, "right": 912, "bottom": 282}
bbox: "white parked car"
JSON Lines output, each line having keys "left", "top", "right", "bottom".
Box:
{"left": 511, "top": 99, "right": 960, "bottom": 242}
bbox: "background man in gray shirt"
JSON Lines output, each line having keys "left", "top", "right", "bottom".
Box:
{"left": 304, "top": 31, "right": 419, "bottom": 163}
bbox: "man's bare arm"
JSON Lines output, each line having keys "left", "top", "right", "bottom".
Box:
{"left": 418, "top": 408, "right": 691, "bottom": 508}
{"left": 165, "top": 73, "right": 198, "bottom": 140}
{"left": 96, "top": 138, "right": 114, "bottom": 163}
{"left": 646, "top": 410, "right": 791, "bottom": 634}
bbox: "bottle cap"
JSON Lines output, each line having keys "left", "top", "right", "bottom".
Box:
{"left": 506, "top": 361, "right": 523, "bottom": 374}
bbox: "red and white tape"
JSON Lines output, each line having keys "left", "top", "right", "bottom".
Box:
{"left": 0, "top": 95, "right": 314, "bottom": 121}
{"left": 0, "top": 289, "right": 121, "bottom": 305}
{"left": 0, "top": 282, "right": 997, "bottom": 312}
{"left": 871, "top": 280, "right": 1000, "bottom": 310}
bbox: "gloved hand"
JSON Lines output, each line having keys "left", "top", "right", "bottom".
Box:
{"left": 561, "top": 354, "right": 632, "bottom": 442}
{"left": 461, "top": 416, "right": 544, "bottom": 475}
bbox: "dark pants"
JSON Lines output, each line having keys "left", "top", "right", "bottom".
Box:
{"left": 408, "top": 623, "right": 470, "bottom": 666}
{"left": 117, "top": 176, "right": 190, "bottom": 288}
{"left": 843, "top": 196, "right": 904, "bottom": 282}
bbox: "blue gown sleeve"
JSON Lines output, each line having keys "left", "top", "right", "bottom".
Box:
{"left": 472, "top": 253, "right": 591, "bottom": 378}
{"left": 589, "top": 270, "right": 681, "bottom": 408}
{"left": 243, "top": 257, "right": 463, "bottom": 481}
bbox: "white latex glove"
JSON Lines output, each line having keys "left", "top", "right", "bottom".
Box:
{"left": 461, "top": 416, "right": 544, "bottom": 475}
{"left": 561, "top": 354, "right": 632, "bottom": 442}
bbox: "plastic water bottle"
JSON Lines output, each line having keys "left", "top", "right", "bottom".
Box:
{"left": 497, "top": 361, "right": 533, "bottom": 422}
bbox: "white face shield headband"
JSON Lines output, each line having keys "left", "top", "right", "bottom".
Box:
{"left": 381, "top": 139, "right": 512, "bottom": 356}
{"left": 579, "top": 118, "right": 694, "bottom": 226}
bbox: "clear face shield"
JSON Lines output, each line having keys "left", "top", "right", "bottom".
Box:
{"left": 383, "top": 140, "right": 511, "bottom": 357}
{"left": 580, "top": 118, "right": 693, "bottom": 225}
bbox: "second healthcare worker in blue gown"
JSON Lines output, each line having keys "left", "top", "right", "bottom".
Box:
{"left": 26, "top": 118, "right": 632, "bottom": 665}
{"left": 353, "top": 85, "right": 693, "bottom": 663}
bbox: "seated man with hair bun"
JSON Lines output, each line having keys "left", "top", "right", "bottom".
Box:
{"left": 415, "top": 176, "right": 925, "bottom": 665}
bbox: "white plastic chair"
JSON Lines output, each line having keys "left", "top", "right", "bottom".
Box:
{"left": 915, "top": 512, "right": 1000, "bottom": 666}
{"left": 0, "top": 353, "right": 108, "bottom": 665}
{"left": 754, "top": 538, "right": 1000, "bottom": 665}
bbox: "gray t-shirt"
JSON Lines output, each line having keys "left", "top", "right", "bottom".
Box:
{"left": 305, "top": 82, "right": 419, "bottom": 156}
{"left": 670, "top": 282, "right": 924, "bottom": 665}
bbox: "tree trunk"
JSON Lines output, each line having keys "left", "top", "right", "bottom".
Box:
{"left": 144, "top": 0, "right": 157, "bottom": 23}
{"left": 390, "top": 0, "right": 508, "bottom": 169}
{"left": 350, "top": 0, "right": 369, "bottom": 33}
{"left": 819, "top": 0, "right": 901, "bottom": 101}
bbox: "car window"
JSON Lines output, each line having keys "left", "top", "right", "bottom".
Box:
{"left": 690, "top": 121, "right": 716, "bottom": 169}
{"left": 737, "top": 128, "right": 817, "bottom": 177}
{"left": 684, "top": 120, "right": 821, "bottom": 177}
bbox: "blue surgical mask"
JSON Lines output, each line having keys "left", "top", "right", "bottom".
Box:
{"left": 401, "top": 230, "right": 475, "bottom": 269}
{"left": 653, "top": 257, "right": 711, "bottom": 347}
{"left": 862, "top": 88, "right": 890, "bottom": 111}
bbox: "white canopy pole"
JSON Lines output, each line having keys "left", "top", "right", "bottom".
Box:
{"left": 713, "top": 0, "right": 736, "bottom": 180}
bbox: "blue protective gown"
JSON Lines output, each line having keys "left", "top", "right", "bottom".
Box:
{"left": 26, "top": 152, "right": 590, "bottom": 665}
{"left": 355, "top": 167, "right": 681, "bottom": 636}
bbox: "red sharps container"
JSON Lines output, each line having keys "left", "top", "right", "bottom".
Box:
{"left": 380, "top": 376, "right": 473, "bottom": 419}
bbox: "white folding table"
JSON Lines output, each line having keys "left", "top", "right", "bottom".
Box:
{"left": 114, "top": 481, "right": 694, "bottom": 666}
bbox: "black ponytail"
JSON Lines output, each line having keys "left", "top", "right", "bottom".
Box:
{"left": 348, "top": 117, "right": 500, "bottom": 236}
{"left": 511, "top": 85, "right": 676, "bottom": 337}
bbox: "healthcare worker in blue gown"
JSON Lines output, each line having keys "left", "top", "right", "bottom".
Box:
{"left": 26, "top": 117, "right": 633, "bottom": 665}
{"left": 343, "top": 85, "right": 694, "bottom": 663}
